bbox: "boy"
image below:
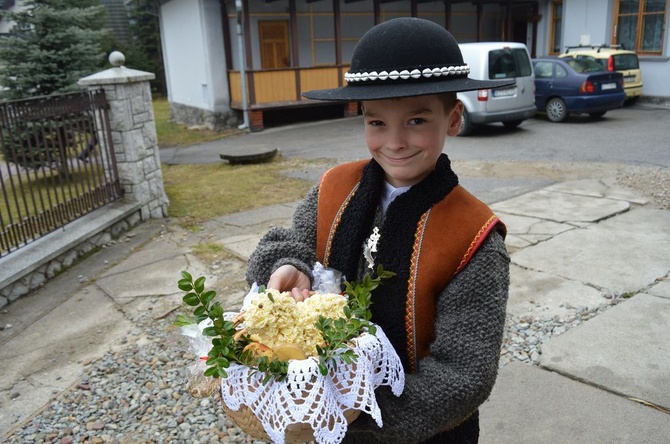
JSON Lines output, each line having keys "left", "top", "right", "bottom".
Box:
{"left": 246, "top": 17, "right": 511, "bottom": 443}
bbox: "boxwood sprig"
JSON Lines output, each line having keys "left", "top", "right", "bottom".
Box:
{"left": 315, "top": 265, "right": 395, "bottom": 375}
{"left": 176, "top": 271, "right": 250, "bottom": 378}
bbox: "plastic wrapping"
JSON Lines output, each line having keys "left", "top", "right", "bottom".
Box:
{"left": 181, "top": 319, "right": 219, "bottom": 398}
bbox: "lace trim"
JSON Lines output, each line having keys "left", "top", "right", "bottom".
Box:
{"left": 220, "top": 328, "right": 405, "bottom": 444}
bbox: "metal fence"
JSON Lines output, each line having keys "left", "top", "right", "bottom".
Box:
{"left": 0, "top": 90, "right": 123, "bottom": 257}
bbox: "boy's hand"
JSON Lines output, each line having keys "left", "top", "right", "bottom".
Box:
{"left": 267, "top": 265, "right": 312, "bottom": 302}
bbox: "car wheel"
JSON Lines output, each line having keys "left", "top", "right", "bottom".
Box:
{"left": 502, "top": 120, "right": 523, "bottom": 129}
{"left": 545, "top": 98, "right": 568, "bottom": 123}
{"left": 458, "top": 108, "right": 472, "bottom": 136}
{"left": 589, "top": 111, "right": 606, "bottom": 119}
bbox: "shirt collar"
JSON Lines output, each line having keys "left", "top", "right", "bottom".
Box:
{"left": 381, "top": 181, "right": 412, "bottom": 215}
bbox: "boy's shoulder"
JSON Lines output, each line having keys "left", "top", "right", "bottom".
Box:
{"left": 320, "top": 159, "right": 370, "bottom": 186}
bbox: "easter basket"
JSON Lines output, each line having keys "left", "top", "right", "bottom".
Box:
{"left": 221, "top": 404, "right": 360, "bottom": 443}
{"left": 178, "top": 264, "right": 405, "bottom": 444}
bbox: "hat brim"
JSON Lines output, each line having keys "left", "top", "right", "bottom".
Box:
{"left": 303, "top": 77, "right": 516, "bottom": 102}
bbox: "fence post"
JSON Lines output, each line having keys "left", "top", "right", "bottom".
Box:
{"left": 78, "top": 51, "right": 168, "bottom": 219}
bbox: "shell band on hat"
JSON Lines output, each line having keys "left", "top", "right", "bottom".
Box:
{"left": 344, "top": 64, "right": 470, "bottom": 84}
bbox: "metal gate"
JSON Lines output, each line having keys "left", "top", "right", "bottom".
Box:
{"left": 0, "top": 89, "right": 123, "bottom": 257}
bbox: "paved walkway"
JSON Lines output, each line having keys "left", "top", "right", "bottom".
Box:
{"left": 1, "top": 116, "right": 669, "bottom": 441}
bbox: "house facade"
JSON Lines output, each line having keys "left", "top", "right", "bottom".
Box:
{"left": 157, "top": 0, "right": 668, "bottom": 131}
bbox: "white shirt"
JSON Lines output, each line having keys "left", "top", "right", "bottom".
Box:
{"left": 381, "top": 181, "right": 412, "bottom": 216}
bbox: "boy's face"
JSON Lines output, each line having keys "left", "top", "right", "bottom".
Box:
{"left": 362, "top": 94, "right": 463, "bottom": 188}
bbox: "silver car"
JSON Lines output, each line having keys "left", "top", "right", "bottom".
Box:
{"left": 457, "top": 42, "right": 537, "bottom": 136}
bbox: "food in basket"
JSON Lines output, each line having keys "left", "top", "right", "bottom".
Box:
{"left": 243, "top": 289, "right": 347, "bottom": 357}
{"left": 242, "top": 341, "right": 275, "bottom": 360}
{"left": 273, "top": 343, "right": 307, "bottom": 361}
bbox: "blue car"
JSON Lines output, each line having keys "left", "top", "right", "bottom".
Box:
{"left": 532, "top": 56, "right": 626, "bottom": 122}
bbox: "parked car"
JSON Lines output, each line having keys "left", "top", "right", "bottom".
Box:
{"left": 532, "top": 56, "right": 625, "bottom": 123}
{"left": 456, "top": 42, "right": 537, "bottom": 136}
{"left": 560, "top": 45, "right": 642, "bottom": 104}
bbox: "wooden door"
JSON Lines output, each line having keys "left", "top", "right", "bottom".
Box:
{"left": 259, "top": 21, "right": 290, "bottom": 69}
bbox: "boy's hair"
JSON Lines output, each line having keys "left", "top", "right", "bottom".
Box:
{"left": 438, "top": 92, "right": 458, "bottom": 112}
{"left": 361, "top": 92, "right": 458, "bottom": 114}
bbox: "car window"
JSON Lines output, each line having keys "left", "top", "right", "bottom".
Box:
{"left": 488, "top": 48, "right": 532, "bottom": 79}
{"left": 533, "top": 61, "right": 554, "bottom": 78}
{"left": 564, "top": 57, "right": 605, "bottom": 73}
{"left": 574, "top": 55, "right": 607, "bottom": 69}
{"left": 612, "top": 54, "right": 639, "bottom": 70}
{"left": 556, "top": 64, "right": 568, "bottom": 78}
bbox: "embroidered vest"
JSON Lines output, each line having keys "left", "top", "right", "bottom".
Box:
{"left": 316, "top": 160, "right": 505, "bottom": 372}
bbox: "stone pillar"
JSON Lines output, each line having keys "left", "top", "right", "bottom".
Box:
{"left": 78, "top": 51, "right": 169, "bottom": 219}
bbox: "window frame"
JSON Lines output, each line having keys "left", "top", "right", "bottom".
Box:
{"left": 613, "top": 0, "right": 668, "bottom": 55}
{"left": 549, "top": 0, "right": 563, "bottom": 55}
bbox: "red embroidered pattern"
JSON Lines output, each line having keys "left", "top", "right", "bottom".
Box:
{"left": 405, "top": 210, "right": 429, "bottom": 373}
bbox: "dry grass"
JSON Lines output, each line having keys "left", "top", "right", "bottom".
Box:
{"left": 161, "top": 158, "right": 318, "bottom": 229}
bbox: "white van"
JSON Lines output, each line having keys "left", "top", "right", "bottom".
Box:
{"left": 457, "top": 42, "right": 536, "bottom": 136}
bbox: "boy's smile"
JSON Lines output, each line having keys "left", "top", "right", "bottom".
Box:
{"left": 362, "top": 95, "right": 462, "bottom": 188}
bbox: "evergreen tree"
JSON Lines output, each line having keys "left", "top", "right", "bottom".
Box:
{"left": 125, "top": 0, "right": 166, "bottom": 95}
{"left": 0, "top": 0, "right": 109, "bottom": 100}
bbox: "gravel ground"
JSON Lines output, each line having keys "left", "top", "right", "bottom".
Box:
{"left": 3, "top": 164, "right": 668, "bottom": 444}
{"left": 3, "top": 305, "right": 263, "bottom": 444}
{"left": 617, "top": 165, "right": 670, "bottom": 210}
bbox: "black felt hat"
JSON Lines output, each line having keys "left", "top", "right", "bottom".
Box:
{"left": 303, "top": 17, "right": 515, "bottom": 101}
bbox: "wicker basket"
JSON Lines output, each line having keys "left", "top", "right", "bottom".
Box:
{"left": 222, "top": 399, "right": 360, "bottom": 443}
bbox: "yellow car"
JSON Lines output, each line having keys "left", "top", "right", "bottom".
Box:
{"left": 560, "top": 45, "right": 643, "bottom": 104}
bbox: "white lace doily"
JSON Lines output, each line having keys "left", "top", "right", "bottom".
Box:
{"left": 220, "top": 326, "right": 405, "bottom": 444}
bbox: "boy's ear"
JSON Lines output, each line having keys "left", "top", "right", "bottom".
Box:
{"left": 446, "top": 100, "right": 464, "bottom": 136}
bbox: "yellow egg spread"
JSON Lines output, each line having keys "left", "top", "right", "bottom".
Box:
{"left": 243, "top": 290, "right": 347, "bottom": 356}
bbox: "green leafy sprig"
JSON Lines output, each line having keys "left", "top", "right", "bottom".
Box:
{"left": 176, "top": 265, "right": 394, "bottom": 382}
{"left": 176, "top": 271, "right": 250, "bottom": 379}
{"left": 315, "top": 265, "right": 395, "bottom": 375}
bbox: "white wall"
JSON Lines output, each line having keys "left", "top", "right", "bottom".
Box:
{"left": 562, "top": 0, "right": 613, "bottom": 48}
{"left": 160, "top": 0, "right": 230, "bottom": 112}
{"left": 640, "top": 56, "right": 670, "bottom": 97}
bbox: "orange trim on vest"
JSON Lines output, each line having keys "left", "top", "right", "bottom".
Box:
{"left": 316, "top": 162, "right": 504, "bottom": 373}
{"left": 456, "top": 214, "right": 506, "bottom": 275}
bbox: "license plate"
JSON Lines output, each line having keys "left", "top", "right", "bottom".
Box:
{"left": 492, "top": 87, "right": 516, "bottom": 97}
{"left": 624, "top": 75, "right": 636, "bottom": 83}
{"left": 602, "top": 83, "right": 616, "bottom": 90}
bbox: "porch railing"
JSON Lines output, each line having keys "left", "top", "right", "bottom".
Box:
{"left": 0, "top": 90, "right": 123, "bottom": 257}
{"left": 228, "top": 65, "right": 350, "bottom": 108}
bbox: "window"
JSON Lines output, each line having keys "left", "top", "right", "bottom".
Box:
{"left": 534, "top": 61, "right": 554, "bottom": 78}
{"left": 556, "top": 64, "right": 568, "bottom": 78}
{"left": 550, "top": 1, "right": 563, "bottom": 54}
{"left": 488, "top": 48, "right": 532, "bottom": 79}
{"left": 615, "top": 0, "right": 667, "bottom": 54}
{"left": 565, "top": 58, "right": 606, "bottom": 73}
